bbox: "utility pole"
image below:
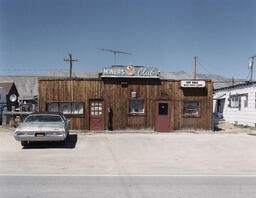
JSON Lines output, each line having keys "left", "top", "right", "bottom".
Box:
{"left": 64, "top": 53, "right": 78, "bottom": 79}
{"left": 232, "top": 76, "right": 235, "bottom": 86}
{"left": 249, "top": 54, "right": 256, "bottom": 82}
{"left": 194, "top": 56, "right": 197, "bottom": 80}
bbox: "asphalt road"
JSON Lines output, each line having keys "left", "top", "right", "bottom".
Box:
{"left": 1, "top": 175, "right": 256, "bottom": 198}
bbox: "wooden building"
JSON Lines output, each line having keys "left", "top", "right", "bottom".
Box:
{"left": 214, "top": 82, "right": 256, "bottom": 127}
{"left": 38, "top": 66, "right": 213, "bottom": 131}
{"left": 0, "top": 82, "right": 19, "bottom": 111}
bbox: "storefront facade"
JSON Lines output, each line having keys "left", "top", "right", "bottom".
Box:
{"left": 38, "top": 66, "right": 213, "bottom": 131}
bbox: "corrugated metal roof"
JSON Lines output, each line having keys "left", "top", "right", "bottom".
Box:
{"left": 0, "top": 82, "right": 13, "bottom": 94}
{"left": 214, "top": 81, "right": 256, "bottom": 92}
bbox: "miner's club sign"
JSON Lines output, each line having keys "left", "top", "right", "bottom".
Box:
{"left": 181, "top": 80, "right": 206, "bottom": 88}
{"left": 101, "top": 66, "right": 159, "bottom": 78}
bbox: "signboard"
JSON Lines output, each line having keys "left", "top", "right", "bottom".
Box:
{"left": 181, "top": 80, "right": 206, "bottom": 88}
{"left": 101, "top": 66, "right": 159, "bottom": 78}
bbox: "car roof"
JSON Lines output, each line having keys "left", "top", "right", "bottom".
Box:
{"left": 26, "top": 112, "right": 65, "bottom": 121}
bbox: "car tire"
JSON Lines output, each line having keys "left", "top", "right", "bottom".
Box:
{"left": 61, "top": 138, "right": 67, "bottom": 145}
{"left": 61, "top": 134, "right": 69, "bottom": 145}
{"left": 21, "top": 141, "right": 28, "bottom": 147}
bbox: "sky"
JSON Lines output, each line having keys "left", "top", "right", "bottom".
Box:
{"left": 0, "top": 0, "right": 256, "bottom": 79}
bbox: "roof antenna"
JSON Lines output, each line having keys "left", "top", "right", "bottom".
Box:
{"left": 98, "top": 48, "right": 132, "bottom": 65}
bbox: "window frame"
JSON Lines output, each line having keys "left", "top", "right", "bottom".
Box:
{"left": 128, "top": 99, "right": 145, "bottom": 115}
{"left": 89, "top": 100, "right": 103, "bottom": 117}
{"left": 183, "top": 101, "right": 200, "bottom": 117}
{"left": 46, "top": 102, "right": 85, "bottom": 117}
{"left": 230, "top": 95, "right": 240, "bottom": 108}
{"left": 228, "top": 94, "right": 248, "bottom": 110}
{"left": 158, "top": 103, "right": 169, "bottom": 115}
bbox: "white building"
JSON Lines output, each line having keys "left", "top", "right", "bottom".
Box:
{"left": 213, "top": 82, "right": 256, "bottom": 127}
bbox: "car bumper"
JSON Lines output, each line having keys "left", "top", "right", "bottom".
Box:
{"left": 14, "top": 132, "right": 67, "bottom": 142}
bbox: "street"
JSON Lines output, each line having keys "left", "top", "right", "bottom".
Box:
{"left": 1, "top": 131, "right": 256, "bottom": 197}
{"left": 1, "top": 175, "right": 256, "bottom": 198}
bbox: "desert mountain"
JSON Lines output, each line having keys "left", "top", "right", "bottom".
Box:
{"left": 0, "top": 71, "right": 243, "bottom": 100}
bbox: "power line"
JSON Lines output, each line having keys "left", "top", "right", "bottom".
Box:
{"left": 197, "top": 59, "right": 211, "bottom": 74}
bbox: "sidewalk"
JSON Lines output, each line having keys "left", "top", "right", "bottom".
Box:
{"left": 1, "top": 122, "right": 255, "bottom": 134}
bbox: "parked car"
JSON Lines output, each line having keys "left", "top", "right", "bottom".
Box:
{"left": 14, "top": 112, "right": 70, "bottom": 146}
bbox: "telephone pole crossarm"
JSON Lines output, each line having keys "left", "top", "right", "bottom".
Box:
{"left": 64, "top": 53, "right": 78, "bottom": 79}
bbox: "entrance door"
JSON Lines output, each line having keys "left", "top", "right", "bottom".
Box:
{"left": 155, "top": 100, "right": 171, "bottom": 132}
{"left": 217, "top": 99, "right": 225, "bottom": 114}
{"left": 89, "top": 100, "right": 104, "bottom": 130}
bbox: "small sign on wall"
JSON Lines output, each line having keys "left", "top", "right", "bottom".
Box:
{"left": 131, "top": 91, "right": 137, "bottom": 98}
{"left": 181, "top": 80, "right": 206, "bottom": 88}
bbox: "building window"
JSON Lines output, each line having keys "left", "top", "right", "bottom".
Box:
{"left": 90, "top": 100, "right": 103, "bottom": 116}
{"left": 158, "top": 103, "right": 168, "bottom": 115}
{"left": 60, "top": 103, "right": 71, "bottom": 114}
{"left": 183, "top": 102, "right": 199, "bottom": 116}
{"left": 47, "top": 103, "right": 58, "bottom": 112}
{"left": 72, "top": 103, "right": 84, "bottom": 114}
{"left": 129, "top": 100, "right": 145, "bottom": 114}
{"left": 230, "top": 96, "right": 240, "bottom": 108}
{"left": 47, "top": 102, "right": 84, "bottom": 115}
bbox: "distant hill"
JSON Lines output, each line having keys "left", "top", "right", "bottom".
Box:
{"left": 0, "top": 70, "right": 245, "bottom": 100}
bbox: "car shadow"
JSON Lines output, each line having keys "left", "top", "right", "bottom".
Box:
{"left": 22, "top": 134, "right": 77, "bottom": 149}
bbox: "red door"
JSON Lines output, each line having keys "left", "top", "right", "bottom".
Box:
{"left": 155, "top": 100, "right": 171, "bottom": 132}
{"left": 89, "top": 100, "right": 104, "bottom": 130}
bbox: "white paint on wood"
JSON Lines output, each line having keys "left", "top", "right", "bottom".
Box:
{"left": 214, "top": 84, "right": 256, "bottom": 127}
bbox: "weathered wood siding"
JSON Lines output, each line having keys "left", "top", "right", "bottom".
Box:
{"left": 39, "top": 78, "right": 213, "bottom": 130}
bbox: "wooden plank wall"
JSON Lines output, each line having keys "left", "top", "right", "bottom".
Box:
{"left": 39, "top": 78, "right": 213, "bottom": 130}
{"left": 168, "top": 80, "right": 213, "bottom": 130}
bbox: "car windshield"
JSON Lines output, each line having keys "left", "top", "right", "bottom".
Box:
{"left": 25, "top": 115, "right": 63, "bottom": 123}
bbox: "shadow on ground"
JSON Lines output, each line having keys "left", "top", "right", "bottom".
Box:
{"left": 22, "top": 134, "right": 77, "bottom": 149}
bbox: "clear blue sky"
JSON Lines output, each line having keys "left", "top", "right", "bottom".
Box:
{"left": 0, "top": 0, "right": 256, "bottom": 79}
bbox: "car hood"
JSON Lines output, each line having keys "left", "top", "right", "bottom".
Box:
{"left": 16, "top": 122, "right": 65, "bottom": 132}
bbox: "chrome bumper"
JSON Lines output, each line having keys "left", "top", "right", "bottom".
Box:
{"left": 14, "top": 132, "right": 67, "bottom": 142}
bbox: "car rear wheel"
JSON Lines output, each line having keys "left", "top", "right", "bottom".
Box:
{"left": 21, "top": 141, "right": 29, "bottom": 147}
{"left": 61, "top": 134, "right": 69, "bottom": 145}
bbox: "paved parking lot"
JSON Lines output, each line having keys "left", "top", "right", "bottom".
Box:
{"left": 1, "top": 130, "right": 256, "bottom": 175}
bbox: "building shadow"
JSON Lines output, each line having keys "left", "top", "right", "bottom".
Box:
{"left": 22, "top": 134, "right": 77, "bottom": 149}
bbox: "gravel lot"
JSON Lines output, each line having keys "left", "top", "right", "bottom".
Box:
{"left": 1, "top": 128, "right": 256, "bottom": 175}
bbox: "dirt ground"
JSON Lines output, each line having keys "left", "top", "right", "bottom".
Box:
{"left": 216, "top": 121, "right": 256, "bottom": 134}
{"left": 1, "top": 125, "right": 256, "bottom": 175}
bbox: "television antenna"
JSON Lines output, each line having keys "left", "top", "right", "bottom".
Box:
{"left": 98, "top": 48, "right": 132, "bottom": 65}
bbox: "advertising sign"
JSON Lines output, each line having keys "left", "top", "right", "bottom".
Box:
{"left": 101, "top": 66, "right": 159, "bottom": 78}
{"left": 181, "top": 80, "right": 206, "bottom": 88}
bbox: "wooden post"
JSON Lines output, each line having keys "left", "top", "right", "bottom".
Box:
{"left": 64, "top": 53, "right": 78, "bottom": 79}
{"left": 194, "top": 56, "right": 197, "bottom": 80}
{"left": 250, "top": 57, "right": 254, "bottom": 82}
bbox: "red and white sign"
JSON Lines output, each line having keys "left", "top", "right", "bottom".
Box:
{"left": 181, "top": 80, "right": 205, "bottom": 88}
